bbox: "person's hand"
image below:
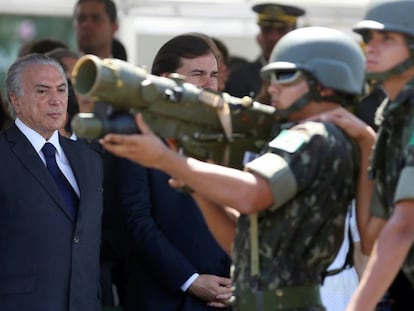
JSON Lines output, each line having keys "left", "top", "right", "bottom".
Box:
{"left": 187, "top": 274, "right": 232, "bottom": 308}
{"left": 100, "top": 113, "right": 172, "bottom": 168}
{"left": 309, "top": 107, "right": 376, "bottom": 146}
{"left": 168, "top": 177, "right": 186, "bottom": 189}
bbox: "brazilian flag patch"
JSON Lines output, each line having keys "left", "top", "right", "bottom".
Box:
{"left": 268, "top": 129, "right": 306, "bottom": 153}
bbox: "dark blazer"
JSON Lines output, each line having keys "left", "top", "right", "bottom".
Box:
{"left": 111, "top": 155, "right": 232, "bottom": 311}
{"left": 0, "top": 123, "right": 103, "bottom": 311}
{"left": 225, "top": 57, "right": 263, "bottom": 98}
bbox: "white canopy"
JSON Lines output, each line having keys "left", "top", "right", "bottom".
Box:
{"left": 1, "top": 0, "right": 370, "bottom": 66}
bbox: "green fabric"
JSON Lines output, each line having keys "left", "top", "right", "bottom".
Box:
{"left": 246, "top": 152, "right": 297, "bottom": 209}
{"left": 395, "top": 166, "right": 414, "bottom": 202}
{"left": 232, "top": 121, "right": 358, "bottom": 306}
{"left": 237, "top": 285, "right": 324, "bottom": 311}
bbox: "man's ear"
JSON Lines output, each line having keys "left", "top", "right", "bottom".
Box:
{"left": 9, "top": 93, "right": 19, "bottom": 111}
{"left": 111, "top": 22, "right": 119, "bottom": 36}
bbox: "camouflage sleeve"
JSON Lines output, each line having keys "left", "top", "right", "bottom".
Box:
{"left": 395, "top": 166, "right": 414, "bottom": 202}
{"left": 370, "top": 185, "right": 389, "bottom": 219}
{"left": 246, "top": 121, "right": 337, "bottom": 209}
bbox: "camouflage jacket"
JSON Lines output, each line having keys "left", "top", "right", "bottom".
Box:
{"left": 369, "top": 79, "right": 414, "bottom": 284}
{"left": 231, "top": 121, "right": 359, "bottom": 310}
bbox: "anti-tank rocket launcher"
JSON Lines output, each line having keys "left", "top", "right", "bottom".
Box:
{"left": 71, "top": 54, "right": 277, "bottom": 169}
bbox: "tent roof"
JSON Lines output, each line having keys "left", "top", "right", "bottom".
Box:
{"left": 1, "top": 0, "right": 369, "bottom": 27}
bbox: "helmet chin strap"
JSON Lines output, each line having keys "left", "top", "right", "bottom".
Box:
{"left": 367, "top": 38, "right": 414, "bottom": 82}
{"left": 274, "top": 93, "right": 311, "bottom": 120}
{"left": 274, "top": 76, "right": 316, "bottom": 121}
{"left": 367, "top": 55, "right": 414, "bottom": 82}
{"left": 275, "top": 78, "right": 347, "bottom": 120}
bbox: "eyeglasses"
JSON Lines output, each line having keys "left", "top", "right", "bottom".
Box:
{"left": 360, "top": 31, "right": 371, "bottom": 44}
{"left": 270, "top": 70, "right": 303, "bottom": 85}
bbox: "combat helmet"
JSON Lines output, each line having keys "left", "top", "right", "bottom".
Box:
{"left": 353, "top": 0, "right": 414, "bottom": 81}
{"left": 261, "top": 26, "right": 365, "bottom": 118}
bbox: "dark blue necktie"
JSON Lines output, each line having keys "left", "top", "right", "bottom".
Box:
{"left": 42, "top": 142, "right": 78, "bottom": 219}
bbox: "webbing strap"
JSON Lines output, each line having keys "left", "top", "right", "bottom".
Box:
{"left": 250, "top": 213, "right": 260, "bottom": 277}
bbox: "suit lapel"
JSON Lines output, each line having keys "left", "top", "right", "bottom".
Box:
{"left": 7, "top": 124, "right": 74, "bottom": 220}
{"left": 60, "top": 138, "right": 90, "bottom": 219}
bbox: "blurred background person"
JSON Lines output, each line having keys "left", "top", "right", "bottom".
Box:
{"left": 73, "top": 0, "right": 127, "bottom": 114}
{"left": 211, "top": 37, "right": 231, "bottom": 92}
{"left": 17, "top": 37, "right": 68, "bottom": 57}
{"left": 46, "top": 48, "right": 81, "bottom": 80}
{"left": 225, "top": 1, "right": 305, "bottom": 100}
{"left": 73, "top": 0, "right": 118, "bottom": 59}
{"left": 112, "top": 37, "right": 128, "bottom": 61}
{"left": 0, "top": 89, "right": 11, "bottom": 131}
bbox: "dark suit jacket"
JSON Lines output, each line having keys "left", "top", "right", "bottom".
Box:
{"left": 225, "top": 57, "right": 263, "bottom": 98}
{"left": 355, "top": 86, "right": 386, "bottom": 132}
{"left": 99, "top": 150, "right": 133, "bottom": 306}
{"left": 0, "top": 123, "right": 103, "bottom": 311}
{"left": 110, "top": 155, "right": 232, "bottom": 311}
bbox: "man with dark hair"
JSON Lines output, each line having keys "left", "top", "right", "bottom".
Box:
{"left": 112, "top": 38, "right": 128, "bottom": 61}
{"left": 107, "top": 33, "right": 233, "bottom": 311}
{"left": 26, "top": 38, "right": 69, "bottom": 55}
{"left": 73, "top": 0, "right": 119, "bottom": 59}
{"left": 211, "top": 37, "right": 231, "bottom": 92}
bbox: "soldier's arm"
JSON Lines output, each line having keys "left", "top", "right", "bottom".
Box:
{"left": 346, "top": 199, "right": 414, "bottom": 311}
{"left": 191, "top": 193, "right": 239, "bottom": 255}
{"left": 353, "top": 124, "right": 386, "bottom": 254}
{"left": 101, "top": 114, "right": 274, "bottom": 214}
{"left": 353, "top": 241, "right": 369, "bottom": 279}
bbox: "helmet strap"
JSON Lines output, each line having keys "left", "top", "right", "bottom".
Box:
{"left": 274, "top": 77, "right": 316, "bottom": 120}
{"left": 274, "top": 76, "right": 350, "bottom": 120}
{"left": 274, "top": 93, "right": 312, "bottom": 120}
{"left": 367, "top": 37, "right": 414, "bottom": 82}
{"left": 367, "top": 54, "right": 414, "bottom": 82}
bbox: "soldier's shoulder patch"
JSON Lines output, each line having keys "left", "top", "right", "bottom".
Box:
{"left": 268, "top": 129, "right": 306, "bottom": 153}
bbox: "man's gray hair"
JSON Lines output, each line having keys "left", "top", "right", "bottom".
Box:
{"left": 5, "top": 53, "right": 68, "bottom": 119}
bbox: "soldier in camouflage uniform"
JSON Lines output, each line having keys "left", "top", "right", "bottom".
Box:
{"left": 315, "top": 1, "right": 414, "bottom": 311}
{"left": 99, "top": 26, "right": 365, "bottom": 311}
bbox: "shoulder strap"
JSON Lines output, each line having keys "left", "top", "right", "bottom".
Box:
{"left": 322, "top": 214, "right": 354, "bottom": 278}
{"left": 321, "top": 121, "right": 359, "bottom": 279}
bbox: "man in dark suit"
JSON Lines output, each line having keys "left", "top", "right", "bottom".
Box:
{"left": 0, "top": 53, "right": 103, "bottom": 311}
{"left": 112, "top": 33, "right": 233, "bottom": 310}
{"left": 225, "top": 1, "right": 305, "bottom": 100}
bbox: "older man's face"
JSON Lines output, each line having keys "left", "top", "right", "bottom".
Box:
{"left": 12, "top": 64, "right": 68, "bottom": 139}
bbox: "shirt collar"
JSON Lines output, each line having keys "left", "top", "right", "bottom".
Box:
{"left": 15, "top": 118, "right": 62, "bottom": 157}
